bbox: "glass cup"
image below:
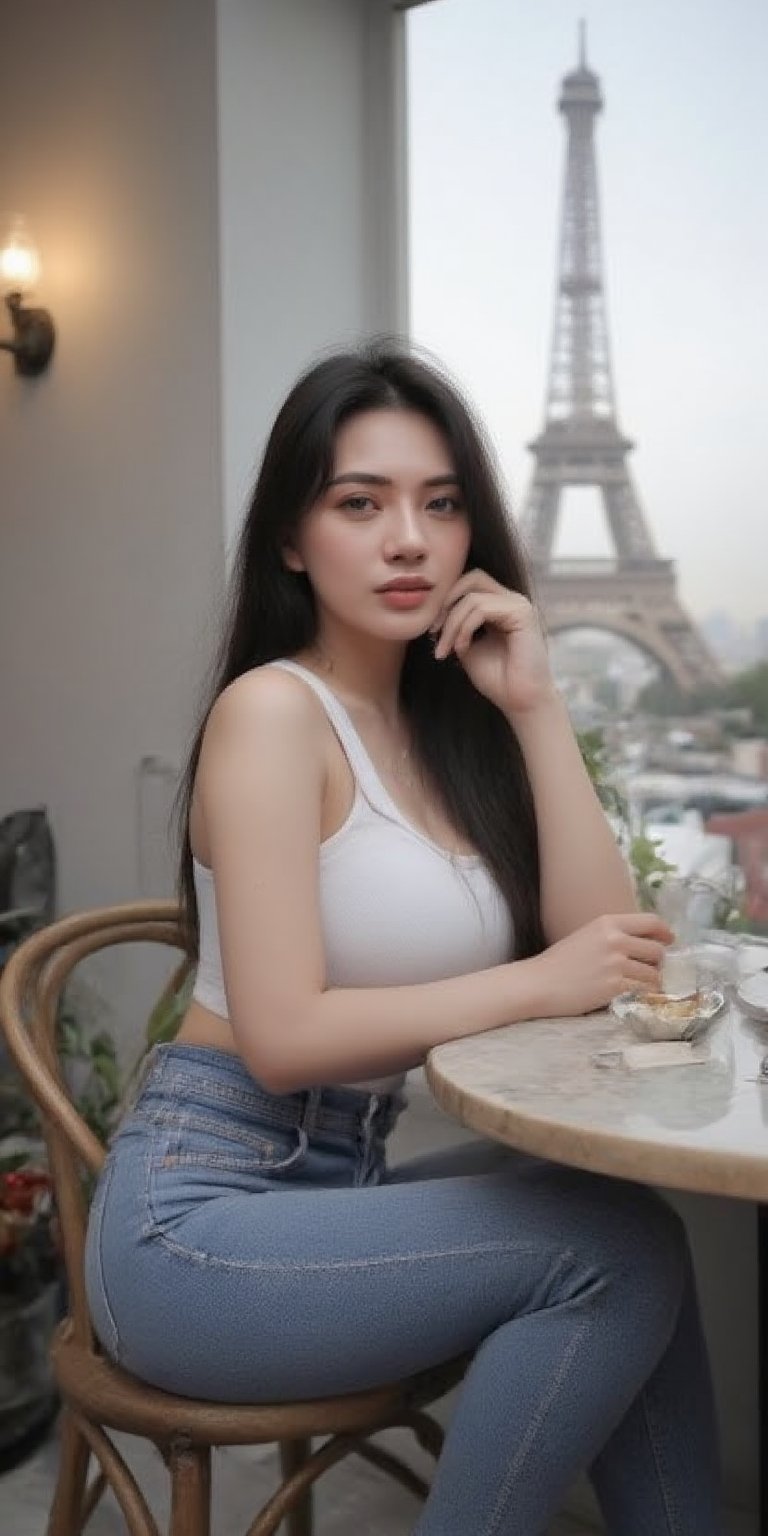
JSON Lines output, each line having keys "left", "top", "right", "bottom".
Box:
{"left": 660, "top": 944, "right": 698, "bottom": 999}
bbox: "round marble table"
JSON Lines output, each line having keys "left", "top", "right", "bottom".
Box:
{"left": 426, "top": 993, "right": 768, "bottom": 1532}
{"left": 426, "top": 1003, "right": 768, "bottom": 1202}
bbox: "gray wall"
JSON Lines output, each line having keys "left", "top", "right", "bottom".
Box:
{"left": 0, "top": 0, "right": 224, "bottom": 1028}
{"left": 216, "top": 0, "right": 408, "bottom": 544}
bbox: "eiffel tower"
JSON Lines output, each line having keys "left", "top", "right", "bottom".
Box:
{"left": 520, "top": 26, "right": 719, "bottom": 693}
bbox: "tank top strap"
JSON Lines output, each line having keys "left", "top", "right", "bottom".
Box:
{"left": 267, "top": 659, "right": 397, "bottom": 819}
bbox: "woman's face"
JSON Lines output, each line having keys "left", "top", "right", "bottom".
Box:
{"left": 284, "top": 408, "right": 471, "bottom": 645}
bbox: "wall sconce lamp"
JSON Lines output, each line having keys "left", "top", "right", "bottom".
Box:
{"left": 0, "top": 217, "right": 55, "bottom": 376}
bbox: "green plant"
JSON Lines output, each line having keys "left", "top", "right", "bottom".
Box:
{"left": 53, "top": 962, "right": 194, "bottom": 1143}
{"left": 577, "top": 729, "right": 628, "bottom": 824}
{"left": 57, "top": 1004, "right": 122, "bottom": 1147}
{"left": 2, "top": 958, "right": 193, "bottom": 1152}
{"left": 627, "top": 834, "right": 676, "bottom": 912}
{"left": 0, "top": 1075, "right": 38, "bottom": 1143}
{"left": 577, "top": 728, "right": 746, "bottom": 927}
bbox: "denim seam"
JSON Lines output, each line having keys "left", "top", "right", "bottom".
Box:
{"left": 150, "top": 1066, "right": 392, "bottom": 1127}
{"left": 135, "top": 1095, "right": 385, "bottom": 1137}
{"left": 639, "top": 1383, "right": 679, "bottom": 1535}
{"left": 88, "top": 1152, "right": 122, "bottom": 1362}
{"left": 482, "top": 1252, "right": 589, "bottom": 1536}
{"left": 146, "top": 1118, "right": 279, "bottom": 1155}
{"left": 147, "top": 1230, "right": 541, "bottom": 1274}
{"left": 159, "top": 1151, "right": 278, "bottom": 1172}
{"left": 140, "top": 1145, "right": 156, "bottom": 1239}
{"left": 143, "top": 1107, "right": 282, "bottom": 1157}
{"left": 136, "top": 1105, "right": 286, "bottom": 1140}
{"left": 150, "top": 1122, "right": 308, "bottom": 1178}
{"left": 160, "top": 1075, "right": 299, "bottom": 1115}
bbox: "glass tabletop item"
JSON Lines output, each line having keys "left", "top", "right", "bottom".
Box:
{"left": 660, "top": 945, "right": 698, "bottom": 999}
{"left": 610, "top": 988, "right": 726, "bottom": 1042}
{"left": 651, "top": 867, "right": 746, "bottom": 944}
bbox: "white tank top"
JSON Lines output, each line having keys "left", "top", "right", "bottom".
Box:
{"left": 192, "top": 659, "right": 515, "bottom": 1093}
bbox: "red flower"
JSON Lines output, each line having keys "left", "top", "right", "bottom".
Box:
{"left": 0, "top": 1168, "right": 52, "bottom": 1217}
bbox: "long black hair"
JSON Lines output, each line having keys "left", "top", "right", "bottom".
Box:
{"left": 177, "top": 341, "right": 544, "bottom": 959}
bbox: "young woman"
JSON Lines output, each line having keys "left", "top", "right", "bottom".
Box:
{"left": 86, "top": 344, "right": 723, "bottom": 1534}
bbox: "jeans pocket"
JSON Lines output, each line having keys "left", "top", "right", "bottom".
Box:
{"left": 156, "top": 1111, "right": 308, "bottom": 1175}
{"left": 141, "top": 1115, "right": 311, "bottom": 1233}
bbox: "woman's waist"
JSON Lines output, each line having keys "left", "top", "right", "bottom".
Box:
{"left": 176, "top": 996, "right": 238, "bottom": 1053}
{"left": 176, "top": 1001, "right": 406, "bottom": 1099}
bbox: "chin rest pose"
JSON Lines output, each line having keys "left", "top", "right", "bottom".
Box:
{"left": 86, "top": 343, "right": 723, "bottom": 1535}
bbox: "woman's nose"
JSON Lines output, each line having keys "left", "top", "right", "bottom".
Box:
{"left": 383, "top": 507, "right": 428, "bottom": 558}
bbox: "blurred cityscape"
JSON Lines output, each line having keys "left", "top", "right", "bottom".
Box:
{"left": 551, "top": 621, "right": 768, "bottom": 930}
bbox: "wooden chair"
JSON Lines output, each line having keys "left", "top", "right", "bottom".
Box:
{"left": 0, "top": 901, "right": 468, "bottom": 1536}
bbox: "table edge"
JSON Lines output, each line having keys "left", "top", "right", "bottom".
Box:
{"left": 425, "top": 1053, "right": 768, "bottom": 1203}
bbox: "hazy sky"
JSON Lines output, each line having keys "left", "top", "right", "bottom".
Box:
{"left": 407, "top": 0, "right": 768, "bottom": 626}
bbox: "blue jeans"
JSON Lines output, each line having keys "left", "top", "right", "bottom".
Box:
{"left": 85, "top": 1044, "right": 723, "bottom": 1535}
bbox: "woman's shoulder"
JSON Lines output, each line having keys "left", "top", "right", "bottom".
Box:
{"left": 192, "top": 666, "right": 328, "bottom": 855}
{"left": 203, "top": 663, "right": 327, "bottom": 754}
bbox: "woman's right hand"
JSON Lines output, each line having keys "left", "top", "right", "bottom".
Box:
{"left": 528, "top": 912, "right": 676, "bottom": 1018}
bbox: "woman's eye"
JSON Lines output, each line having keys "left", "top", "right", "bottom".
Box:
{"left": 339, "top": 496, "right": 375, "bottom": 515}
{"left": 428, "top": 496, "right": 463, "bottom": 515}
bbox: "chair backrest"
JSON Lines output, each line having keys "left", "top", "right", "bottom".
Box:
{"left": 0, "top": 901, "right": 187, "bottom": 1347}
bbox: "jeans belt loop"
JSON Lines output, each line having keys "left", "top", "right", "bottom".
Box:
{"left": 300, "top": 1087, "right": 322, "bottom": 1138}
{"left": 361, "top": 1093, "right": 380, "bottom": 1134}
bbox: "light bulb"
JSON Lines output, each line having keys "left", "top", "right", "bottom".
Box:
{"left": 0, "top": 216, "right": 41, "bottom": 297}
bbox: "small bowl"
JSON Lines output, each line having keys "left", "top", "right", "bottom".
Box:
{"left": 736, "top": 972, "right": 768, "bottom": 1024}
{"left": 610, "top": 989, "right": 725, "bottom": 1042}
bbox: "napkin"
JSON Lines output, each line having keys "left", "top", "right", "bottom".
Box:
{"left": 594, "top": 1041, "right": 710, "bottom": 1071}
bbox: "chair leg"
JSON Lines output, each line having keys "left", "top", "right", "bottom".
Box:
{"left": 46, "top": 1407, "right": 91, "bottom": 1536}
{"left": 279, "top": 1439, "right": 313, "bottom": 1536}
{"left": 168, "top": 1441, "right": 211, "bottom": 1536}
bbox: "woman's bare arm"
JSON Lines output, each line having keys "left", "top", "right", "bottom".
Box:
{"left": 508, "top": 692, "right": 636, "bottom": 943}
{"left": 427, "top": 575, "right": 634, "bottom": 944}
{"left": 197, "top": 670, "right": 667, "bottom": 1094}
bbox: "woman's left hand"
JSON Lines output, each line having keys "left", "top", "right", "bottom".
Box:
{"left": 431, "top": 570, "right": 555, "bottom": 717}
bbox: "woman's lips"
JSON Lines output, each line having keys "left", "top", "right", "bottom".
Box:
{"left": 377, "top": 587, "right": 432, "bottom": 609}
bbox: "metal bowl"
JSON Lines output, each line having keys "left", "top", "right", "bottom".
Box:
{"left": 610, "top": 988, "right": 725, "bottom": 1042}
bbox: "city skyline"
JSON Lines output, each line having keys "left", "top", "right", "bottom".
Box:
{"left": 407, "top": 0, "right": 767, "bottom": 628}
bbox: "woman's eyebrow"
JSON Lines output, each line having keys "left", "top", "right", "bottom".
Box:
{"left": 327, "top": 472, "right": 461, "bottom": 488}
